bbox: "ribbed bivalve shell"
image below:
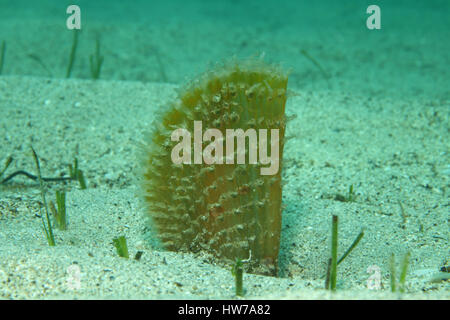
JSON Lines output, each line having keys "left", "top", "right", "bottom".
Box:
{"left": 140, "top": 59, "right": 288, "bottom": 276}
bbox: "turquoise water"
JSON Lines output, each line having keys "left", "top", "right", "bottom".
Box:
{"left": 0, "top": 0, "right": 449, "bottom": 98}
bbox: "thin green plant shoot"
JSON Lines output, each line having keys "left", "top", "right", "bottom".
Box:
{"left": 231, "top": 251, "right": 251, "bottom": 297}
{"left": 390, "top": 252, "right": 411, "bottom": 293}
{"left": 0, "top": 40, "right": 6, "bottom": 75}
{"left": 325, "top": 215, "right": 365, "bottom": 290}
{"left": 31, "top": 146, "right": 55, "bottom": 246}
{"left": 113, "top": 236, "right": 129, "bottom": 259}
{"left": 69, "top": 157, "right": 87, "bottom": 189}
{"left": 89, "top": 37, "right": 104, "bottom": 80}
{"left": 66, "top": 29, "right": 79, "bottom": 78}
{"left": 50, "top": 190, "right": 67, "bottom": 230}
{"left": 329, "top": 215, "right": 338, "bottom": 291}
{"left": 231, "top": 259, "right": 244, "bottom": 297}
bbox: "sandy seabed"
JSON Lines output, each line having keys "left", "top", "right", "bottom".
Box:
{"left": 0, "top": 76, "right": 448, "bottom": 299}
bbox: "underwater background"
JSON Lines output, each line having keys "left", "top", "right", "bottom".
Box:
{"left": 0, "top": 0, "right": 448, "bottom": 299}
{"left": 1, "top": 0, "right": 449, "bottom": 98}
